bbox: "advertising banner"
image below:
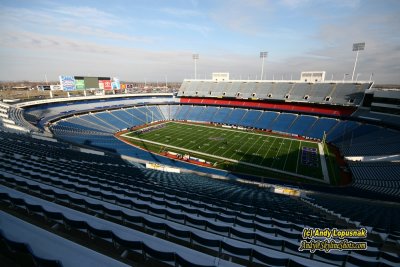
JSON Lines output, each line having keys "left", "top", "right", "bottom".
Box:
{"left": 111, "top": 82, "right": 120, "bottom": 90}
{"left": 99, "top": 80, "right": 112, "bottom": 90}
{"left": 59, "top": 76, "right": 76, "bottom": 91}
{"left": 75, "top": 79, "right": 85, "bottom": 90}
{"left": 98, "top": 80, "right": 104, "bottom": 89}
{"left": 84, "top": 77, "right": 99, "bottom": 89}
{"left": 112, "top": 77, "right": 120, "bottom": 90}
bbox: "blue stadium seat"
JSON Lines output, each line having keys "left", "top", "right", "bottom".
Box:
{"left": 269, "top": 113, "right": 298, "bottom": 132}
{"left": 287, "top": 116, "right": 317, "bottom": 136}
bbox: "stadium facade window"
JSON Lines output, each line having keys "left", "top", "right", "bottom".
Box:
{"left": 285, "top": 94, "right": 290, "bottom": 99}
{"left": 304, "top": 95, "right": 309, "bottom": 100}
{"left": 325, "top": 96, "right": 331, "bottom": 102}
{"left": 209, "top": 91, "right": 212, "bottom": 95}
{"left": 223, "top": 92, "right": 226, "bottom": 96}
{"left": 268, "top": 94, "right": 272, "bottom": 98}
{"left": 252, "top": 93, "right": 256, "bottom": 97}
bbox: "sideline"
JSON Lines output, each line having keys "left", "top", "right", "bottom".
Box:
{"left": 121, "top": 132, "right": 329, "bottom": 184}
{"left": 318, "top": 143, "right": 330, "bottom": 183}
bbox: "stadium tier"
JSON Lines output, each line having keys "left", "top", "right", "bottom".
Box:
{"left": 0, "top": 130, "right": 399, "bottom": 266}
{"left": 177, "top": 80, "right": 372, "bottom": 106}
{"left": 18, "top": 93, "right": 400, "bottom": 197}
{"left": 179, "top": 97, "right": 357, "bottom": 116}
{"left": 47, "top": 105, "right": 398, "bottom": 155}
{"left": 1, "top": 82, "right": 399, "bottom": 266}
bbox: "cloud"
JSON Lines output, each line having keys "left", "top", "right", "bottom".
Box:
{"left": 208, "top": 0, "right": 273, "bottom": 35}
{"left": 280, "top": 0, "right": 310, "bottom": 8}
{"left": 280, "top": 0, "right": 360, "bottom": 9}
{"left": 50, "top": 6, "right": 119, "bottom": 27}
{"left": 161, "top": 7, "right": 202, "bottom": 17}
{"left": 0, "top": 5, "right": 155, "bottom": 44}
{"left": 317, "top": 12, "right": 399, "bottom": 79}
{"left": 59, "top": 25, "right": 159, "bottom": 43}
{"left": 0, "top": 26, "right": 197, "bottom": 81}
{"left": 0, "top": 1, "right": 398, "bottom": 84}
{"left": 148, "top": 19, "right": 212, "bottom": 36}
{"left": 0, "top": 29, "right": 190, "bottom": 60}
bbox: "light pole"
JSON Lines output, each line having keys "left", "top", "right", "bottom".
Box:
{"left": 351, "top": 42, "right": 365, "bottom": 81}
{"left": 193, "top": 54, "right": 199, "bottom": 80}
{"left": 343, "top": 73, "right": 349, "bottom": 83}
{"left": 260, "top": 51, "right": 268, "bottom": 80}
{"left": 369, "top": 73, "right": 374, "bottom": 82}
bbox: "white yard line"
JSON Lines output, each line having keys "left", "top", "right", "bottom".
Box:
{"left": 185, "top": 129, "right": 219, "bottom": 150}
{"left": 227, "top": 135, "right": 255, "bottom": 161}
{"left": 260, "top": 137, "right": 278, "bottom": 166}
{"left": 238, "top": 135, "right": 264, "bottom": 162}
{"left": 283, "top": 140, "right": 293, "bottom": 171}
{"left": 295, "top": 141, "right": 302, "bottom": 174}
{"left": 203, "top": 129, "right": 237, "bottom": 155}
{"left": 173, "top": 121, "right": 318, "bottom": 144}
{"left": 249, "top": 136, "right": 271, "bottom": 163}
{"left": 171, "top": 125, "right": 207, "bottom": 149}
{"left": 271, "top": 139, "right": 286, "bottom": 169}
{"left": 123, "top": 121, "right": 328, "bottom": 183}
{"left": 122, "top": 134, "right": 329, "bottom": 183}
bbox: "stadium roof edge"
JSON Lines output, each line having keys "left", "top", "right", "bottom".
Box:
{"left": 183, "top": 79, "right": 373, "bottom": 84}
{"left": 13, "top": 93, "right": 174, "bottom": 108}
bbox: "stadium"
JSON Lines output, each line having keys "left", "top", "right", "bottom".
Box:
{"left": 0, "top": 69, "right": 399, "bottom": 267}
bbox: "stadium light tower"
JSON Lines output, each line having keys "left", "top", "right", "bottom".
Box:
{"left": 193, "top": 54, "right": 199, "bottom": 80}
{"left": 260, "top": 51, "right": 268, "bottom": 80}
{"left": 351, "top": 42, "right": 365, "bottom": 81}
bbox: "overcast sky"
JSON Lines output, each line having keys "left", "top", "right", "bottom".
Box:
{"left": 0, "top": 0, "right": 399, "bottom": 83}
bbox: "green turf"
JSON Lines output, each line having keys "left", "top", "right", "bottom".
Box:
{"left": 122, "top": 122, "right": 327, "bottom": 181}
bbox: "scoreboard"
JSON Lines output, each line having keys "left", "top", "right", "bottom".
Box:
{"left": 59, "top": 75, "right": 115, "bottom": 91}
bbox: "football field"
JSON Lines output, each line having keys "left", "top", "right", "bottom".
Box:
{"left": 122, "top": 122, "right": 329, "bottom": 182}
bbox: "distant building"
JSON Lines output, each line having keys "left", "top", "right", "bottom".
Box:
{"left": 212, "top": 72, "right": 230, "bottom": 82}
{"left": 300, "top": 71, "right": 326, "bottom": 83}
{"left": 37, "top": 85, "right": 51, "bottom": 90}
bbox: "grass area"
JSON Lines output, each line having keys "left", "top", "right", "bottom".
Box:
{"left": 121, "top": 122, "right": 332, "bottom": 182}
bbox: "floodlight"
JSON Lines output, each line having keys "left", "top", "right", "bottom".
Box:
{"left": 193, "top": 54, "right": 199, "bottom": 80}
{"left": 352, "top": 42, "right": 365, "bottom": 51}
{"left": 351, "top": 42, "right": 365, "bottom": 81}
{"left": 260, "top": 51, "right": 268, "bottom": 80}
